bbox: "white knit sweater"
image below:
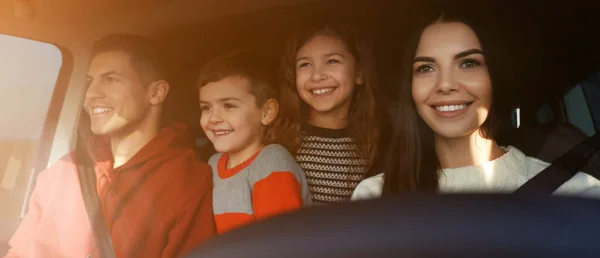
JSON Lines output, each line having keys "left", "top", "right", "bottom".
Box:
{"left": 352, "top": 146, "right": 600, "bottom": 200}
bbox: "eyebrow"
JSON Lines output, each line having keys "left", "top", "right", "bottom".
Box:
{"left": 199, "top": 97, "right": 242, "bottom": 104}
{"left": 325, "top": 52, "right": 345, "bottom": 58}
{"left": 86, "top": 70, "right": 122, "bottom": 80}
{"left": 413, "top": 48, "right": 484, "bottom": 64}
{"left": 413, "top": 56, "right": 435, "bottom": 63}
{"left": 296, "top": 56, "right": 309, "bottom": 62}
{"left": 296, "top": 52, "right": 346, "bottom": 62}
{"left": 100, "top": 71, "right": 122, "bottom": 78}
{"left": 454, "top": 49, "right": 484, "bottom": 60}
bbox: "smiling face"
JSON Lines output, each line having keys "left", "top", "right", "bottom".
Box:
{"left": 199, "top": 76, "right": 274, "bottom": 156}
{"left": 295, "top": 32, "right": 363, "bottom": 120}
{"left": 84, "top": 51, "right": 154, "bottom": 137}
{"left": 411, "top": 22, "right": 493, "bottom": 140}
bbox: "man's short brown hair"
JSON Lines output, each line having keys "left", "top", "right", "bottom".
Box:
{"left": 91, "top": 34, "right": 166, "bottom": 85}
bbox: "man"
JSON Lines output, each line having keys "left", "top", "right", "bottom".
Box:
{"left": 5, "top": 34, "right": 215, "bottom": 258}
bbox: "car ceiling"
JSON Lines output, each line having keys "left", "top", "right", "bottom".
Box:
{"left": 1, "top": 0, "right": 597, "bottom": 95}
{"left": 150, "top": 0, "right": 600, "bottom": 122}
{"left": 0, "top": 0, "right": 318, "bottom": 45}
{"left": 0, "top": 0, "right": 598, "bottom": 130}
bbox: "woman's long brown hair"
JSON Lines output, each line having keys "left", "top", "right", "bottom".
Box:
{"left": 281, "top": 22, "right": 386, "bottom": 177}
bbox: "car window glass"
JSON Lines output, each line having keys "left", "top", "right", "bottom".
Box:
{"left": 0, "top": 33, "right": 63, "bottom": 250}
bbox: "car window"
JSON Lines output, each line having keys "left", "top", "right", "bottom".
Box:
{"left": 563, "top": 73, "right": 599, "bottom": 136}
{"left": 581, "top": 72, "right": 600, "bottom": 132}
{"left": 0, "top": 34, "right": 64, "bottom": 251}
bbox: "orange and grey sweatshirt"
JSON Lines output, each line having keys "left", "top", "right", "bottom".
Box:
{"left": 209, "top": 144, "right": 312, "bottom": 234}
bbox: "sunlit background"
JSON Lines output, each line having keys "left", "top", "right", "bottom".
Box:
{"left": 0, "top": 33, "right": 62, "bottom": 244}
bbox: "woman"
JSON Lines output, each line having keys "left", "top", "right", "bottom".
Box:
{"left": 352, "top": 11, "right": 600, "bottom": 199}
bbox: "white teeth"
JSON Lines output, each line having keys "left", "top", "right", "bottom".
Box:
{"left": 92, "top": 107, "right": 113, "bottom": 114}
{"left": 213, "top": 130, "right": 232, "bottom": 136}
{"left": 436, "top": 104, "right": 467, "bottom": 112}
{"left": 311, "top": 88, "right": 334, "bottom": 95}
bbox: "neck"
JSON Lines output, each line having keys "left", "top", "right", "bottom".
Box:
{"left": 435, "top": 129, "right": 506, "bottom": 169}
{"left": 110, "top": 116, "right": 161, "bottom": 168}
{"left": 308, "top": 105, "right": 351, "bottom": 129}
{"left": 227, "top": 141, "right": 264, "bottom": 169}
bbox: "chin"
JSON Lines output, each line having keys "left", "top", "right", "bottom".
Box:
{"left": 212, "top": 143, "right": 233, "bottom": 154}
{"left": 89, "top": 124, "right": 127, "bottom": 137}
{"left": 214, "top": 147, "right": 231, "bottom": 154}
{"left": 89, "top": 126, "right": 109, "bottom": 136}
{"left": 430, "top": 125, "right": 478, "bottom": 140}
{"left": 309, "top": 104, "right": 336, "bottom": 113}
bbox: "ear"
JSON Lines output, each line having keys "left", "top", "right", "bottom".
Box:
{"left": 148, "top": 80, "right": 170, "bottom": 105}
{"left": 355, "top": 68, "right": 364, "bottom": 86}
{"left": 261, "top": 98, "right": 279, "bottom": 126}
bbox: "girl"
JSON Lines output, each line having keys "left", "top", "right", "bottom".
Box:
{"left": 352, "top": 11, "right": 600, "bottom": 198}
{"left": 282, "top": 23, "right": 388, "bottom": 205}
{"left": 197, "top": 51, "right": 312, "bottom": 234}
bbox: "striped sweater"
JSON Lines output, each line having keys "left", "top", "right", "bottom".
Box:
{"left": 296, "top": 124, "right": 370, "bottom": 205}
{"left": 209, "top": 144, "right": 312, "bottom": 234}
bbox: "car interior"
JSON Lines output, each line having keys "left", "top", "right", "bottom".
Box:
{"left": 0, "top": 0, "right": 598, "bottom": 255}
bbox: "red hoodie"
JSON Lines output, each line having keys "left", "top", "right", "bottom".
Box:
{"left": 90, "top": 122, "right": 215, "bottom": 257}
{"left": 5, "top": 122, "right": 215, "bottom": 258}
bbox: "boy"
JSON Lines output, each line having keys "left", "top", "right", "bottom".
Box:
{"left": 197, "top": 51, "right": 311, "bottom": 233}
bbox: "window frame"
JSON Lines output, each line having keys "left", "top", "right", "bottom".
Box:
{"left": 0, "top": 32, "right": 75, "bottom": 220}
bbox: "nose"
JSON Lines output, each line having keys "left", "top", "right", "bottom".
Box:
{"left": 436, "top": 69, "right": 459, "bottom": 93}
{"left": 208, "top": 107, "right": 223, "bottom": 124}
{"left": 309, "top": 64, "right": 327, "bottom": 82}
{"left": 83, "top": 80, "right": 105, "bottom": 109}
{"left": 84, "top": 80, "right": 105, "bottom": 101}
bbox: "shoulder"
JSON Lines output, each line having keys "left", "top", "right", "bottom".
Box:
{"left": 520, "top": 151, "right": 552, "bottom": 177}
{"left": 351, "top": 173, "right": 384, "bottom": 201}
{"left": 39, "top": 152, "right": 77, "bottom": 178}
{"left": 249, "top": 144, "right": 303, "bottom": 182}
{"left": 208, "top": 152, "right": 223, "bottom": 167}
{"left": 161, "top": 150, "right": 214, "bottom": 194}
{"left": 494, "top": 146, "right": 545, "bottom": 178}
{"left": 254, "top": 144, "right": 298, "bottom": 168}
{"left": 556, "top": 171, "right": 600, "bottom": 198}
{"left": 517, "top": 149, "right": 600, "bottom": 199}
{"left": 24, "top": 153, "right": 79, "bottom": 196}
{"left": 259, "top": 144, "right": 294, "bottom": 159}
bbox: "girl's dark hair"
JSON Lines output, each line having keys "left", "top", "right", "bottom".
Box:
{"left": 282, "top": 22, "right": 385, "bottom": 177}
{"left": 197, "top": 51, "right": 301, "bottom": 154}
{"left": 382, "top": 9, "right": 516, "bottom": 194}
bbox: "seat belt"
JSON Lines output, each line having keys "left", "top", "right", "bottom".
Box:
{"left": 76, "top": 154, "right": 117, "bottom": 258}
{"left": 515, "top": 131, "right": 600, "bottom": 195}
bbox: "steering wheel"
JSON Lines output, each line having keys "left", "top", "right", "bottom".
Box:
{"left": 186, "top": 194, "right": 600, "bottom": 257}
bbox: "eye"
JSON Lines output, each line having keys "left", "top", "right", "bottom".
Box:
{"left": 460, "top": 59, "right": 481, "bottom": 68}
{"left": 102, "top": 76, "right": 120, "bottom": 83}
{"left": 327, "top": 59, "right": 340, "bottom": 65}
{"left": 415, "top": 65, "right": 435, "bottom": 73}
{"left": 297, "top": 62, "right": 311, "bottom": 69}
{"left": 224, "top": 103, "right": 237, "bottom": 109}
{"left": 200, "top": 105, "right": 211, "bottom": 112}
